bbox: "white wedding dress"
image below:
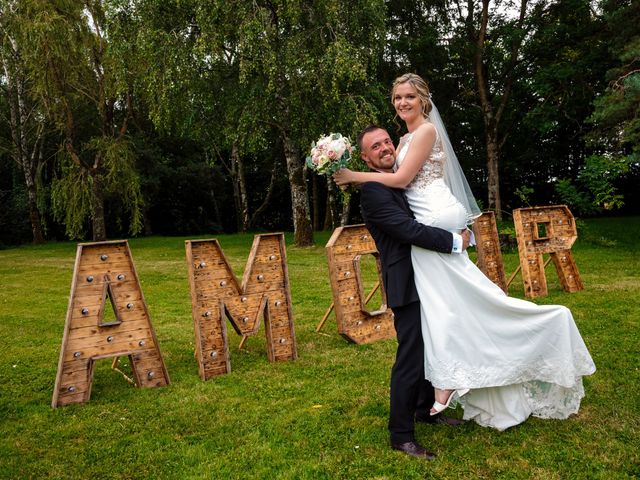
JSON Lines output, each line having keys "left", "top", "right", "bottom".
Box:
{"left": 397, "top": 130, "right": 596, "bottom": 430}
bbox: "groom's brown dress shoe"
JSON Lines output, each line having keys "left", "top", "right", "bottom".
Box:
{"left": 391, "top": 441, "right": 436, "bottom": 460}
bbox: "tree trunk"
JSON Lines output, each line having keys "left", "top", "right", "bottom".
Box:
{"left": 229, "top": 157, "right": 242, "bottom": 231}
{"left": 486, "top": 127, "right": 501, "bottom": 219}
{"left": 90, "top": 168, "right": 107, "bottom": 241}
{"left": 249, "top": 156, "right": 279, "bottom": 230}
{"left": 473, "top": 0, "right": 500, "bottom": 218}
{"left": 312, "top": 175, "right": 320, "bottom": 230}
{"left": 323, "top": 196, "right": 333, "bottom": 231}
{"left": 210, "top": 186, "right": 222, "bottom": 232}
{"left": 283, "top": 135, "right": 313, "bottom": 246}
{"left": 231, "top": 142, "right": 250, "bottom": 232}
{"left": 18, "top": 80, "right": 45, "bottom": 244}
{"left": 325, "top": 178, "right": 339, "bottom": 230}
{"left": 24, "top": 147, "right": 45, "bottom": 244}
{"left": 340, "top": 193, "right": 351, "bottom": 226}
{"left": 142, "top": 205, "right": 153, "bottom": 236}
{"left": 3, "top": 47, "right": 45, "bottom": 243}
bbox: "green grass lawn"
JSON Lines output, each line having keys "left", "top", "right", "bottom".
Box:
{"left": 0, "top": 217, "right": 639, "bottom": 479}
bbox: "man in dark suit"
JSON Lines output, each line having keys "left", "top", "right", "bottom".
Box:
{"left": 353, "top": 125, "right": 470, "bottom": 460}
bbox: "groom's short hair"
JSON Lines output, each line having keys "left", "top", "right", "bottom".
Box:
{"left": 357, "top": 124, "right": 385, "bottom": 151}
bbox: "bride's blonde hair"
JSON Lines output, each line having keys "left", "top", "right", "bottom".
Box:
{"left": 391, "top": 73, "right": 433, "bottom": 119}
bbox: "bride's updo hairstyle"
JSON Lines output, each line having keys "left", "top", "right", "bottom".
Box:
{"left": 391, "top": 73, "right": 433, "bottom": 118}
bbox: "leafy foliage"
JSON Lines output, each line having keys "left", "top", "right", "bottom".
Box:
{"left": 88, "top": 137, "right": 144, "bottom": 236}
{"left": 1, "top": 0, "right": 640, "bottom": 245}
{"left": 50, "top": 152, "right": 92, "bottom": 239}
{"left": 555, "top": 154, "right": 631, "bottom": 215}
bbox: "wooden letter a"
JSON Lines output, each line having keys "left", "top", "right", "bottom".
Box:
{"left": 52, "top": 241, "right": 170, "bottom": 408}
{"left": 185, "top": 233, "right": 297, "bottom": 380}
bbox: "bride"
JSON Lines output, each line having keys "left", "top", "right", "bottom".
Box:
{"left": 333, "top": 73, "right": 596, "bottom": 430}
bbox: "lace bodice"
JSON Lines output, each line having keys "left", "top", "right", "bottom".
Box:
{"left": 397, "top": 127, "right": 446, "bottom": 191}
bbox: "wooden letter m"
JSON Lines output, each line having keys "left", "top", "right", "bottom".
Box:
{"left": 185, "top": 233, "right": 297, "bottom": 380}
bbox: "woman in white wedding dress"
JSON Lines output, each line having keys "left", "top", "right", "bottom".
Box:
{"left": 334, "top": 73, "right": 596, "bottom": 430}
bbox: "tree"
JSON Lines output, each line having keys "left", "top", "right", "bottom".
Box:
{"left": 205, "top": 0, "right": 386, "bottom": 244}
{"left": 0, "top": 1, "right": 47, "bottom": 243}
{"left": 497, "top": 0, "right": 609, "bottom": 210}
{"left": 131, "top": 0, "right": 290, "bottom": 235}
{"left": 18, "top": 0, "right": 142, "bottom": 240}
{"left": 457, "top": 0, "right": 541, "bottom": 219}
{"left": 589, "top": 0, "right": 640, "bottom": 165}
{"left": 136, "top": 0, "right": 386, "bottom": 244}
{"left": 568, "top": 0, "right": 640, "bottom": 214}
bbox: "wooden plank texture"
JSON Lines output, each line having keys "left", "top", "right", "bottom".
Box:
{"left": 185, "top": 234, "right": 297, "bottom": 380}
{"left": 52, "top": 240, "right": 170, "bottom": 408}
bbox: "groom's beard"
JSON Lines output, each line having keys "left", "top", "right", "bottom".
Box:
{"left": 371, "top": 153, "right": 396, "bottom": 173}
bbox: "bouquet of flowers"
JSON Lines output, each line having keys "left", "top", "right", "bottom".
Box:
{"left": 306, "top": 133, "right": 353, "bottom": 175}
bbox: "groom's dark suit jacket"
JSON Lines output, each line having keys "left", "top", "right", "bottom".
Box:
{"left": 360, "top": 181, "right": 453, "bottom": 308}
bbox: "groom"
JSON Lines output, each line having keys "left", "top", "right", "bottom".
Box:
{"left": 351, "top": 125, "right": 469, "bottom": 460}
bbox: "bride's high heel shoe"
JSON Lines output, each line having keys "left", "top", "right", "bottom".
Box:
{"left": 430, "top": 388, "right": 470, "bottom": 416}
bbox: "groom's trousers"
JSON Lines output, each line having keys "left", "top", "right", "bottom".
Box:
{"left": 389, "top": 300, "right": 435, "bottom": 444}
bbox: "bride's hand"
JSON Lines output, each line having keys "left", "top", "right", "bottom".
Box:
{"left": 333, "top": 168, "right": 354, "bottom": 186}
{"left": 460, "top": 229, "right": 471, "bottom": 251}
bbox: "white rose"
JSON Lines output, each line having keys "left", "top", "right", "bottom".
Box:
{"left": 330, "top": 140, "right": 346, "bottom": 158}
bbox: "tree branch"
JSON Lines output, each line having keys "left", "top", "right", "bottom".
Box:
{"left": 474, "top": 0, "right": 491, "bottom": 123}
{"left": 249, "top": 156, "right": 279, "bottom": 229}
{"left": 496, "top": 0, "right": 528, "bottom": 125}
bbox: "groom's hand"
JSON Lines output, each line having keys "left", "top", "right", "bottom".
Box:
{"left": 461, "top": 229, "right": 471, "bottom": 251}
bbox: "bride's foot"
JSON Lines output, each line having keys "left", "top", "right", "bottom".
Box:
{"left": 430, "top": 388, "right": 470, "bottom": 416}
